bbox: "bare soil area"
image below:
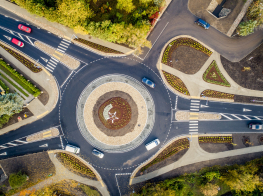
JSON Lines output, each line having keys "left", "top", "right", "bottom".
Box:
{"left": 170, "top": 46, "right": 209, "bottom": 74}
{"left": 38, "top": 88, "right": 49, "bottom": 105}
{"left": 188, "top": 0, "right": 243, "bottom": 34}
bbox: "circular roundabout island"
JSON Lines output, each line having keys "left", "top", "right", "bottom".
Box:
{"left": 77, "top": 74, "right": 155, "bottom": 153}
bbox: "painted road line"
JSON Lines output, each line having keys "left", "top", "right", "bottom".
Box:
{"left": 57, "top": 48, "right": 65, "bottom": 53}
{"left": 190, "top": 132, "right": 199, "bottom": 134}
{"left": 51, "top": 57, "right": 59, "bottom": 62}
{"left": 220, "top": 113, "right": 233, "bottom": 120}
{"left": 50, "top": 59, "right": 57, "bottom": 64}
{"left": 46, "top": 65, "right": 54, "bottom": 70}
{"left": 15, "top": 139, "right": 28, "bottom": 144}
{"left": 26, "top": 36, "right": 34, "bottom": 45}
{"left": 189, "top": 117, "right": 198, "bottom": 120}
{"left": 58, "top": 45, "right": 67, "bottom": 50}
{"left": 60, "top": 43, "right": 68, "bottom": 48}
{"left": 43, "top": 130, "right": 52, "bottom": 135}
{"left": 43, "top": 133, "right": 52, "bottom": 138}
{"left": 190, "top": 109, "right": 199, "bottom": 111}
{"left": 48, "top": 62, "right": 56, "bottom": 67}
{"left": 243, "top": 115, "right": 251, "bottom": 120}
{"left": 190, "top": 120, "right": 198, "bottom": 123}
{"left": 17, "top": 33, "right": 24, "bottom": 40}
{"left": 231, "top": 114, "right": 242, "bottom": 120}
{"left": 61, "top": 41, "right": 70, "bottom": 46}
{"left": 191, "top": 100, "right": 200, "bottom": 102}
{"left": 7, "top": 142, "right": 17, "bottom": 146}
{"left": 189, "top": 129, "right": 198, "bottom": 132}
{"left": 63, "top": 38, "right": 71, "bottom": 43}
{"left": 0, "top": 145, "right": 7, "bottom": 149}
{"left": 190, "top": 106, "right": 200, "bottom": 108}
{"left": 190, "top": 112, "right": 198, "bottom": 115}
{"left": 189, "top": 123, "right": 198, "bottom": 126}
{"left": 45, "top": 67, "right": 53, "bottom": 72}
{"left": 53, "top": 54, "right": 61, "bottom": 60}
{"left": 189, "top": 126, "right": 198, "bottom": 129}
{"left": 254, "top": 116, "right": 261, "bottom": 120}
{"left": 9, "top": 30, "right": 14, "bottom": 35}
{"left": 191, "top": 103, "right": 200, "bottom": 105}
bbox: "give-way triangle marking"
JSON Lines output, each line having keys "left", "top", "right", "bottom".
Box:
{"left": 39, "top": 144, "right": 48, "bottom": 147}
{"left": 3, "top": 35, "right": 11, "bottom": 41}
{"left": 41, "top": 57, "right": 48, "bottom": 63}
{"left": 243, "top": 108, "right": 252, "bottom": 112}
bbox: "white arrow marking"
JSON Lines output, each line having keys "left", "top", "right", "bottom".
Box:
{"left": 3, "top": 35, "right": 11, "bottom": 41}
{"left": 200, "top": 104, "right": 209, "bottom": 108}
{"left": 40, "top": 57, "right": 48, "bottom": 63}
{"left": 0, "top": 152, "right": 7, "bottom": 155}
{"left": 243, "top": 108, "right": 252, "bottom": 112}
{"left": 39, "top": 144, "right": 48, "bottom": 147}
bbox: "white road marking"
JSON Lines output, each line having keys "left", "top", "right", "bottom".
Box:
{"left": 190, "top": 106, "right": 200, "bottom": 108}
{"left": 189, "top": 130, "right": 198, "bottom": 132}
{"left": 60, "top": 43, "right": 68, "bottom": 48}
{"left": 17, "top": 33, "right": 24, "bottom": 40}
{"left": 190, "top": 109, "right": 199, "bottom": 111}
{"left": 191, "top": 100, "right": 200, "bottom": 102}
{"left": 51, "top": 57, "right": 59, "bottom": 62}
{"left": 26, "top": 36, "right": 34, "bottom": 45}
{"left": 46, "top": 65, "right": 54, "bottom": 70}
{"left": 243, "top": 115, "right": 251, "bottom": 120}
{"left": 15, "top": 139, "right": 27, "bottom": 144}
{"left": 45, "top": 67, "right": 53, "bottom": 72}
{"left": 231, "top": 114, "right": 242, "bottom": 120}
{"left": 48, "top": 62, "right": 56, "bottom": 67}
{"left": 61, "top": 41, "right": 70, "bottom": 46}
{"left": 7, "top": 142, "right": 17, "bottom": 146}
{"left": 57, "top": 48, "right": 65, "bottom": 53}
{"left": 0, "top": 152, "right": 7, "bottom": 155}
{"left": 9, "top": 30, "right": 14, "bottom": 35}
{"left": 189, "top": 121, "right": 198, "bottom": 123}
{"left": 220, "top": 113, "right": 233, "bottom": 120}
{"left": 189, "top": 123, "right": 198, "bottom": 126}
{"left": 50, "top": 59, "right": 57, "bottom": 64}
{"left": 254, "top": 116, "right": 261, "bottom": 120}
{"left": 191, "top": 103, "right": 200, "bottom": 105}
{"left": 58, "top": 45, "right": 67, "bottom": 50}
{"left": 0, "top": 145, "right": 7, "bottom": 149}
{"left": 189, "top": 126, "right": 198, "bottom": 129}
{"left": 62, "top": 38, "right": 71, "bottom": 43}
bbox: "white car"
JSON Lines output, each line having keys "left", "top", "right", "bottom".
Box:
{"left": 92, "top": 149, "right": 104, "bottom": 158}
{"left": 65, "top": 144, "right": 80, "bottom": 154}
{"left": 145, "top": 139, "right": 160, "bottom": 151}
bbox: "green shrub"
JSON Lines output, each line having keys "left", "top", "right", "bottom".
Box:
{"left": 0, "top": 80, "right": 9, "bottom": 94}
{"left": 0, "top": 114, "right": 11, "bottom": 128}
{"left": 8, "top": 171, "right": 27, "bottom": 189}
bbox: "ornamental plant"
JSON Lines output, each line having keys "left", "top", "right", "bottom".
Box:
{"left": 201, "top": 90, "right": 234, "bottom": 99}
{"left": 199, "top": 136, "right": 233, "bottom": 144}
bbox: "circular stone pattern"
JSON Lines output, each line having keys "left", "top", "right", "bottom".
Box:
{"left": 77, "top": 74, "right": 155, "bottom": 153}
{"left": 98, "top": 97, "right": 132, "bottom": 130}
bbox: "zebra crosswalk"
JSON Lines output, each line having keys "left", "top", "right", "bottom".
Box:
{"left": 189, "top": 99, "right": 200, "bottom": 134}
{"left": 220, "top": 113, "right": 263, "bottom": 121}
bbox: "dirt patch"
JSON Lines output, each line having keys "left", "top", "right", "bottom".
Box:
{"left": 200, "top": 143, "right": 234, "bottom": 153}
{"left": 175, "top": 111, "right": 221, "bottom": 121}
{"left": 188, "top": 0, "right": 244, "bottom": 34}
{"left": 0, "top": 107, "right": 33, "bottom": 130}
{"left": 221, "top": 43, "right": 263, "bottom": 91}
{"left": 0, "top": 152, "right": 55, "bottom": 194}
{"left": 93, "top": 91, "right": 138, "bottom": 137}
{"left": 26, "top": 128, "right": 59, "bottom": 142}
{"left": 37, "top": 88, "right": 49, "bottom": 105}
{"left": 234, "top": 94, "right": 263, "bottom": 105}
{"left": 170, "top": 46, "right": 209, "bottom": 74}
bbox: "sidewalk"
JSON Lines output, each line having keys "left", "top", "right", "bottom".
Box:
{"left": 131, "top": 135, "right": 263, "bottom": 185}
{"left": 0, "top": 0, "right": 133, "bottom": 56}
{"left": 12, "top": 152, "right": 109, "bottom": 196}
{"left": 0, "top": 45, "right": 59, "bottom": 135}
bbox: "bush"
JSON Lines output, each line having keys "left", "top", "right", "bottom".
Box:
{"left": 0, "top": 80, "right": 9, "bottom": 94}
{"left": 9, "top": 171, "right": 27, "bottom": 189}
{"left": 0, "top": 114, "right": 11, "bottom": 128}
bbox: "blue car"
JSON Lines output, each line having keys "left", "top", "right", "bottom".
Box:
{"left": 142, "top": 77, "right": 155, "bottom": 88}
{"left": 195, "top": 18, "right": 210, "bottom": 29}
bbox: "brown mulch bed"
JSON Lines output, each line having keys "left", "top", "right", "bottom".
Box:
{"left": 234, "top": 95, "right": 263, "bottom": 105}
{"left": 0, "top": 107, "right": 33, "bottom": 129}
{"left": 93, "top": 91, "right": 138, "bottom": 137}
{"left": 0, "top": 152, "right": 55, "bottom": 193}
{"left": 199, "top": 133, "right": 263, "bottom": 153}
{"left": 37, "top": 88, "right": 49, "bottom": 106}
{"left": 170, "top": 46, "right": 209, "bottom": 74}
{"left": 221, "top": 43, "right": 263, "bottom": 91}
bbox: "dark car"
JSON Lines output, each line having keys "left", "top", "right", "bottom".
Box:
{"left": 11, "top": 38, "right": 24, "bottom": 47}
{"left": 142, "top": 77, "right": 155, "bottom": 88}
{"left": 18, "top": 24, "right": 31, "bottom": 33}
{"left": 195, "top": 18, "right": 210, "bottom": 29}
{"left": 249, "top": 123, "right": 262, "bottom": 130}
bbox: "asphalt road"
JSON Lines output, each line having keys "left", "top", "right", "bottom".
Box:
{"left": 0, "top": 0, "right": 263, "bottom": 195}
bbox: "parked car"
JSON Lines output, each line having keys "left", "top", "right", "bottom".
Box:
{"left": 65, "top": 144, "right": 80, "bottom": 154}
{"left": 249, "top": 123, "right": 262, "bottom": 130}
{"left": 195, "top": 18, "right": 210, "bottom": 29}
{"left": 18, "top": 24, "right": 31, "bottom": 33}
{"left": 11, "top": 38, "right": 24, "bottom": 47}
{"left": 145, "top": 139, "right": 160, "bottom": 151}
{"left": 142, "top": 77, "right": 155, "bottom": 88}
{"left": 92, "top": 149, "right": 104, "bottom": 158}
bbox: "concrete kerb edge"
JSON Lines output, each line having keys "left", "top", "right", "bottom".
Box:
{"left": 47, "top": 150, "right": 106, "bottom": 188}
{"left": 0, "top": 3, "right": 133, "bottom": 57}
{"left": 129, "top": 133, "right": 233, "bottom": 185}
{"left": 157, "top": 35, "right": 236, "bottom": 103}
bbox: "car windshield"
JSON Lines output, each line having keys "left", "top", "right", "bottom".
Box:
{"left": 20, "top": 25, "right": 23, "bottom": 29}
{"left": 147, "top": 80, "right": 152, "bottom": 85}
{"left": 26, "top": 28, "right": 29, "bottom": 31}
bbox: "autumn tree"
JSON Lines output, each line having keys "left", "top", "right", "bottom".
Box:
{"left": 237, "top": 20, "right": 258, "bottom": 36}
{"left": 116, "top": 0, "right": 135, "bottom": 13}
{"left": 200, "top": 183, "right": 219, "bottom": 196}
{"left": 0, "top": 93, "right": 23, "bottom": 116}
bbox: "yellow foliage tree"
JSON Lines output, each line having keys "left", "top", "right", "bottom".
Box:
{"left": 200, "top": 183, "right": 219, "bottom": 196}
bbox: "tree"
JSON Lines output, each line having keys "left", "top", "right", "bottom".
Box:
{"left": 204, "top": 171, "right": 220, "bottom": 182}
{"left": 116, "top": 0, "right": 135, "bottom": 13}
{"left": 0, "top": 93, "right": 23, "bottom": 116}
{"left": 237, "top": 20, "right": 258, "bottom": 36}
{"left": 9, "top": 171, "right": 27, "bottom": 189}
{"left": 200, "top": 183, "right": 219, "bottom": 196}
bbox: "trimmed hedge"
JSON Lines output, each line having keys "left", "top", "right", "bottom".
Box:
{"left": 0, "top": 60, "right": 40, "bottom": 97}
{"left": 0, "top": 79, "right": 9, "bottom": 94}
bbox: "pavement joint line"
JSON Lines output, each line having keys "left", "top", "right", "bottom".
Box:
{"left": 37, "top": 111, "right": 49, "bottom": 119}
{"left": 52, "top": 54, "right": 61, "bottom": 60}
{"left": 220, "top": 113, "right": 233, "bottom": 120}
{"left": 231, "top": 114, "right": 242, "bottom": 120}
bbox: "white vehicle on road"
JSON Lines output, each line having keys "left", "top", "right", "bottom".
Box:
{"left": 65, "top": 144, "right": 80, "bottom": 154}
{"left": 145, "top": 139, "right": 160, "bottom": 151}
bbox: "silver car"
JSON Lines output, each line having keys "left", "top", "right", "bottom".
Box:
{"left": 92, "top": 149, "right": 104, "bottom": 158}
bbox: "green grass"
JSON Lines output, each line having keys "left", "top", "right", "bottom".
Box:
{"left": 0, "top": 73, "right": 29, "bottom": 97}
{"left": 0, "top": 64, "right": 33, "bottom": 96}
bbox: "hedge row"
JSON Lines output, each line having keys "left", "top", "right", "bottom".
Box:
{"left": 0, "top": 60, "right": 40, "bottom": 97}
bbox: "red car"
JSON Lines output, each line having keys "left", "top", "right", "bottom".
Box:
{"left": 18, "top": 24, "right": 31, "bottom": 33}
{"left": 11, "top": 38, "right": 24, "bottom": 47}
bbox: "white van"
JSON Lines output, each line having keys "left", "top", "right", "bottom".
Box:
{"left": 145, "top": 139, "right": 160, "bottom": 151}
{"left": 65, "top": 144, "right": 80, "bottom": 154}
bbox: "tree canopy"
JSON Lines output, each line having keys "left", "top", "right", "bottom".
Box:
{"left": 0, "top": 93, "right": 23, "bottom": 116}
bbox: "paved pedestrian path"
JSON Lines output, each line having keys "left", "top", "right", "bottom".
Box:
{"left": 13, "top": 152, "right": 109, "bottom": 196}
{"left": 131, "top": 135, "right": 263, "bottom": 185}
{"left": 160, "top": 51, "right": 263, "bottom": 98}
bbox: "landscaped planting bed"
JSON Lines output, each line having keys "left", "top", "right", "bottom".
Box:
{"left": 199, "top": 136, "right": 233, "bottom": 144}
{"left": 201, "top": 90, "right": 234, "bottom": 100}
{"left": 0, "top": 43, "right": 42, "bottom": 73}
{"left": 162, "top": 38, "right": 212, "bottom": 66}
{"left": 98, "top": 97, "right": 132, "bottom": 130}
{"left": 74, "top": 38, "right": 124, "bottom": 54}
{"left": 203, "top": 61, "right": 230, "bottom": 87}
{"left": 0, "top": 79, "right": 9, "bottom": 94}
{"left": 140, "top": 138, "right": 189, "bottom": 172}
{"left": 57, "top": 153, "right": 96, "bottom": 179}
{"left": 162, "top": 71, "right": 190, "bottom": 95}
{"left": 0, "top": 60, "right": 41, "bottom": 97}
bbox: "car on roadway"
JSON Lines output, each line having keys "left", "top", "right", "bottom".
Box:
{"left": 65, "top": 144, "right": 80, "bottom": 154}
{"left": 249, "top": 123, "right": 262, "bottom": 130}
{"left": 195, "top": 18, "right": 210, "bottom": 29}
{"left": 142, "top": 77, "right": 155, "bottom": 88}
{"left": 145, "top": 139, "right": 160, "bottom": 151}
{"left": 92, "top": 149, "right": 104, "bottom": 158}
{"left": 18, "top": 24, "right": 32, "bottom": 33}
{"left": 11, "top": 38, "right": 24, "bottom": 47}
